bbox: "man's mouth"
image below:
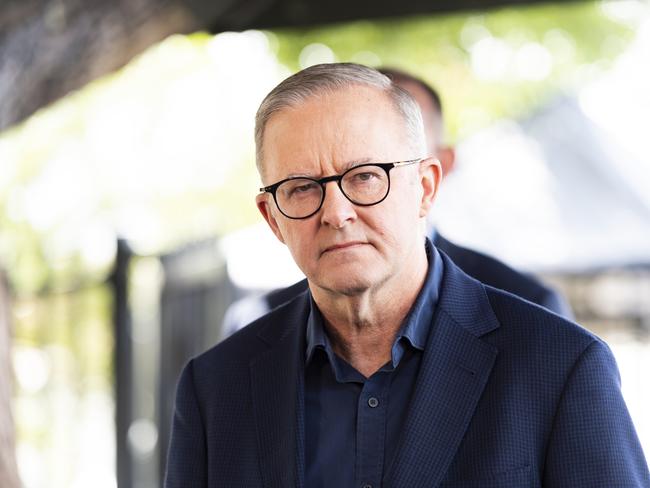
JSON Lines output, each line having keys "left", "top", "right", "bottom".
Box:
{"left": 322, "top": 241, "right": 367, "bottom": 254}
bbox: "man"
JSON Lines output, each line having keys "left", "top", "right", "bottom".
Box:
{"left": 166, "top": 63, "right": 648, "bottom": 487}
{"left": 222, "top": 69, "right": 570, "bottom": 339}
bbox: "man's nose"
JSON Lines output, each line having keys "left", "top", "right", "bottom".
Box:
{"left": 319, "top": 182, "right": 356, "bottom": 229}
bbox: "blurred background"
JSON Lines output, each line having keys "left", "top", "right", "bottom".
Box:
{"left": 1, "top": 0, "right": 649, "bottom": 486}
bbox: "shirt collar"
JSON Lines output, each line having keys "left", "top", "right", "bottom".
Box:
{"left": 305, "top": 237, "right": 444, "bottom": 367}
{"left": 305, "top": 297, "right": 329, "bottom": 363}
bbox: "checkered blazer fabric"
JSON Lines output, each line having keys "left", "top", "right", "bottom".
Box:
{"left": 164, "top": 252, "right": 649, "bottom": 488}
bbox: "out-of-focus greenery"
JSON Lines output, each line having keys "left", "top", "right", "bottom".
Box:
{"left": 0, "top": 32, "right": 277, "bottom": 297}
{"left": 0, "top": 1, "right": 641, "bottom": 298}
{"left": 12, "top": 284, "right": 115, "bottom": 487}
{"left": 271, "top": 1, "right": 636, "bottom": 140}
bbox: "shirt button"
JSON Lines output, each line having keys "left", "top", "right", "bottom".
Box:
{"left": 368, "top": 397, "right": 379, "bottom": 408}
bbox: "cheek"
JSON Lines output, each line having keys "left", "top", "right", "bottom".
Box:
{"left": 278, "top": 221, "right": 316, "bottom": 257}
{"left": 380, "top": 182, "right": 421, "bottom": 227}
{"left": 359, "top": 211, "right": 399, "bottom": 250}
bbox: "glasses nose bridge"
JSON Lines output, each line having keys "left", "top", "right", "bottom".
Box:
{"left": 319, "top": 173, "right": 343, "bottom": 186}
{"left": 318, "top": 173, "right": 347, "bottom": 198}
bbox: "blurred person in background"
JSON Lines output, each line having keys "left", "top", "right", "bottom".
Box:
{"left": 165, "top": 63, "right": 648, "bottom": 487}
{"left": 222, "top": 67, "right": 571, "bottom": 338}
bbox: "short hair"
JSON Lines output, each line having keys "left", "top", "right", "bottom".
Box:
{"left": 254, "top": 62, "right": 425, "bottom": 175}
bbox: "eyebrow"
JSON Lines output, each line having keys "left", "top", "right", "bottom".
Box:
{"left": 284, "top": 157, "right": 373, "bottom": 179}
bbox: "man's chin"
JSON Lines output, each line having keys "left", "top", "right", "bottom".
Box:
{"left": 313, "top": 273, "right": 374, "bottom": 297}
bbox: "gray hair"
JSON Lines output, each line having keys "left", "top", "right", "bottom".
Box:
{"left": 254, "top": 62, "right": 426, "bottom": 176}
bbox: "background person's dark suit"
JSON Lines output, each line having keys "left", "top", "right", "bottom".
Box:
{"left": 166, "top": 252, "right": 648, "bottom": 487}
{"left": 432, "top": 232, "right": 572, "bottom": 317}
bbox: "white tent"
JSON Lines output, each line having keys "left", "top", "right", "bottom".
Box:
{"left": 435, "top": 95, "right": 650, "bottom": 272}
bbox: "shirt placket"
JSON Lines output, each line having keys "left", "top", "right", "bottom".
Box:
{"left": 355, "top": 372, "right": 391, "bottom": 488}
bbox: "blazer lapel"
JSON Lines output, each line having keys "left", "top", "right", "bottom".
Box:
{"left": 249, "top": 294, "right": 309, "bottom": 488}
{"left": 386, "top": 253, "right": 500, "bottom": 487}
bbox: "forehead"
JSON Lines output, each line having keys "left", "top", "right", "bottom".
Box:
{"left": 261, "top": 85, "right": 411, "bottom": 180}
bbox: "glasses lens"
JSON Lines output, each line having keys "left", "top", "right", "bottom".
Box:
{"left": 341, "top": 165, "right": 389, "bottom": 205}
{"left": 276, "top": 178, "right": 323, "bottom": 218}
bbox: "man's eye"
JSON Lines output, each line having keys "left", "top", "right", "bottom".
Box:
{"left": 285, "top": 181, "right": 319, "bottom": 198}
{"left": 294, "top": 183, "right": 316, "bottom": 192}
{"left": 356, "top": 172, "right": 375, "bottom": 181}
{"left": 351, "top": 171, "right": 380, "bottom": 183}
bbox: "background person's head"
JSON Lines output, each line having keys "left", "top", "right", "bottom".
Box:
{"left": 379, "top": 68, "right": 456, "bottom": 177}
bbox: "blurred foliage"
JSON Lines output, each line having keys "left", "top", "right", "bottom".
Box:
{"left": 0, "top": 1, "right": 641, "bottom": 298}
{"left": 12, "top": 284, "right": 114, "bottom": 486}
{"left": 0, "top": 33, "right": 272, "bottom": 297}
{"left": 270, "top": 1, "right": 636, "bottom": 141}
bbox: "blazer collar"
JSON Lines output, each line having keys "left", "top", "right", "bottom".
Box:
{"left": 386, "top": 251, "right": 500, "bottom": 487}
{"left": 250, "top": 291, "right": 310, "bottom": 488}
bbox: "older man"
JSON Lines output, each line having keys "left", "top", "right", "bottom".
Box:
{"left": 222, "top": 69, "right": 570, "bottom": 339}
{"left": 166, "top": 63, "right": 648, "bottom": 487}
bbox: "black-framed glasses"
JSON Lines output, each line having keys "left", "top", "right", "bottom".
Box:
{"left": 259, "top": 158, "right": 423, "bottom": 219}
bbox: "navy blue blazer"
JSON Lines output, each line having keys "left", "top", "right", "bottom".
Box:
{"left": 256, "top": 232, "right": 571, "bottom": 319}
{"left": 166, "top": 252, "right": 648, "bottom": 487}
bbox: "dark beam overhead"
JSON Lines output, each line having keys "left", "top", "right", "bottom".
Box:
{"left": 191, "top": 0, "right": 567, "bottom": 32}
{"left": 0, "top": 0, "right": 569, "bottom": 132}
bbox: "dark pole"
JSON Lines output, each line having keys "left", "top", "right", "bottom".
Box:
{"left": 111, "top": 239, "right": 133, "bottom": 488}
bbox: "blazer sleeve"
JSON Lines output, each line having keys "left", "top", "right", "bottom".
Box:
{"left": 543, "top": 340, "right": 650, "bottom": 487}
{"left": 164, "top": 360, "right": 207, "bottom": 488}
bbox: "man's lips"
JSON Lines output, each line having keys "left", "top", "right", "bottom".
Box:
{"left": 321, "top": 241, "right": 368, "bottom": 254}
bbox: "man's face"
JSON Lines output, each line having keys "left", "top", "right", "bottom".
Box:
{"left": 256, "top": 85, "right": 440, "bottom": 297}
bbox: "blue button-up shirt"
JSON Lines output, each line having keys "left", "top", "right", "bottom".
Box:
{"left": 305, "top": 238, "right": 444, "bottom": 488}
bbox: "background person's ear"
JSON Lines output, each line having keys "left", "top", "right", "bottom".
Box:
{"left": 437, "top": 146, "right": 456, "bottom": 177}
{"left": 256, "top": 194, "right": 287, "bottom": 244}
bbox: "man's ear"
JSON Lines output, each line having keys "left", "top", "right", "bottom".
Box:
{"left": 256, "top": 194, "right": 286, "bottom": 244}
{"left": 418, "top": 157, "right": 442, "bottom": 218}
{"left": 438, "top": 146, "right": 456, "bottom": 177}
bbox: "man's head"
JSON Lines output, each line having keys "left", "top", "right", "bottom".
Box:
{"left": 254, "top": 63, "right": 441, "bottom": 298}
{"left": 379, "top": 68, "right": 455, "bottom": 176}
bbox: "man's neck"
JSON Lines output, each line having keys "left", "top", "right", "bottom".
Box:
{"left": 310, "top": 252, "right": 428, "bottom": 377}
